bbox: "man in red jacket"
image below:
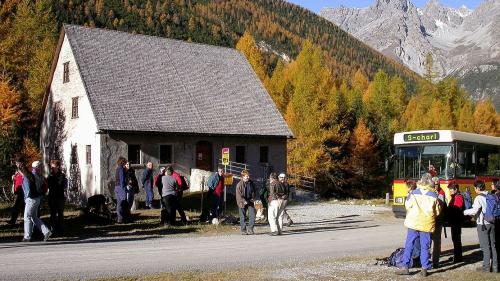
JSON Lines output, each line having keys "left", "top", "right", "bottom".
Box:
{"left": 448, "top": 183, "right": 464, "bottom": 263}
{"left": 9, "top": 157, "right": 26, "bottom": 225}
{"left": 171, "top": 169, "right": 188, "bottom": 224}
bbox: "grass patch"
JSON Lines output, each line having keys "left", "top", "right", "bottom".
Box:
{"left": 0, "top": 192, "right": 244, "bottom": 243}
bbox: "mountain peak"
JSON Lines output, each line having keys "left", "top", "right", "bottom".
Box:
{"left": 375, "top": 0, "right": 411, "bottom": 10}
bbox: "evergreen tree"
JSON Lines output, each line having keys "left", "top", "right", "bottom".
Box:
{"left": 473, "top": 100, "right": 500, "bottom": 136}
{"left": 236, "top": 31, "right": 268, "bottom": 85}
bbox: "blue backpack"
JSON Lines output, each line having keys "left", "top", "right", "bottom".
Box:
{"left": 463, "top": 191, "right": 472, "bottom": 210}
{"left": 388, "top": 248, "right": 413, "bottom": 268}
{"left": 479, "top": 193, "right": 500, "bottom": 224}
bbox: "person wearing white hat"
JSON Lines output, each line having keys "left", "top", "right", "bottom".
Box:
{"left": 22, "top": 160, "right": 51, "bottom": 242}
{"left": 279, "top": 173, "right": 293, "bottom": 227}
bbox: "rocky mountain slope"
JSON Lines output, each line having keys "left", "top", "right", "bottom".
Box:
{"left": 321, "top": 0, "right": 500, "bottom": 109}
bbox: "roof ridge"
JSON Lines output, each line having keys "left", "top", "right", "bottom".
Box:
{"left": 63, "top": 24, "right": 241, "bottom": 54}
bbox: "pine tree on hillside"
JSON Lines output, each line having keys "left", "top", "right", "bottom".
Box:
{"left": 456, "top": 101, "right": 475, "bottom": 132}
{"left": 236, "top": 32, "right": 269, "bottom": 86}
{"left": 473, "top": 100, "right": 500, "bottom": 136}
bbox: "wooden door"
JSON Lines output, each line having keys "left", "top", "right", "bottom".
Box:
{"left": 196, "top": 141, "right": 213, "bottom": 171}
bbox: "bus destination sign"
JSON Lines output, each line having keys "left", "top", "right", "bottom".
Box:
{"left": 404, "top": 132, "right": 440, "bottom": 142}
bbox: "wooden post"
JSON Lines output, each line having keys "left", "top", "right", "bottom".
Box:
{"left": 201, "top": 176, "right": 205, "bottom": 218}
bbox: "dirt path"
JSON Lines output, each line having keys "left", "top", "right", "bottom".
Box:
{"left": 0, "top": 204, "right": 479, "bottom": 281}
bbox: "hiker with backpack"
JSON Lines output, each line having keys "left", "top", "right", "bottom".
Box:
{"left": 448, "top": 183, "right": 465, "bottom": 263}
{"left": 464, "top": 180, "right": 498, "bottom": 273}
{"left": 22, "top": 161, "right": 52, "bottom": 242}
{"left": 396, "top": 173, "right": 441, "bottom": 277}
{"left": 268, "top": 172, "right": 289, "bottom": 236}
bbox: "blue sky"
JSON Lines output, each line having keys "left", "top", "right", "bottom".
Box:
{"left": 286, "top": 0, "right": 482, "bottom": 13}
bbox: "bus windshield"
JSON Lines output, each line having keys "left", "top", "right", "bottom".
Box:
{"left": 395, "top": 145, "right": 453, "bottom": 180}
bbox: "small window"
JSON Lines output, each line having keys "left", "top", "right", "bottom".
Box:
{"left": 236, "top": 146, "right": 246, "bottom": 163}
{"left": 86, "top": 145, "right": 91, "bottom": 165}
{"left": 52, "top": 101, "right": 61, "bottom": 122}
{"left": 63, "top": 61, "right": 70, "bottom": 83}
{"left": 260, "top": 146, "right": 269, "bottom": 163}
{"left": 159, "top": 144, "right": 173, "bottom": 164}
{"left": 128, "top": 144, "right": 141, "bottom": 164}
{"left": 71, "top": 97, "right": 79, "bottom": 119}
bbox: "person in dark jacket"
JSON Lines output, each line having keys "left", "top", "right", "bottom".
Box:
{"left": 124, "top": 161, "right": 138, "bottom": 214}
{"left": 235, "top": 170, "right": 257, "bottom": 235}
{"left": 47, "top": 160, "right": 68, "bottom": 236}
{"left": 448, "top": 183, "right": 464, "bottom": 263}
{"left": 115, "top": 157, "right": 128, "bottom": 223}
{"left": 207, "top": 166, "right": 224, "bottom": 220}
{"left": 9, "top": 156, "right": 26, "bottom": 226}
{"left": 155, "top": 167, "right": 166, "bottom": 212}
{"left": 161, "top": 166, "right": 179, "bottom": 226}
{"left": 142, "top": 162, "right": 154, "bottom": 209}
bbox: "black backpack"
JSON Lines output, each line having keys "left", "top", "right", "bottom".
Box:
{"left": 180, "top": 176, "right": 189, "bottom": 191}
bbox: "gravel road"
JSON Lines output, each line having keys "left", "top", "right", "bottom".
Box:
{"left": 0, "top": 199, "right": 478, "bottom": 281}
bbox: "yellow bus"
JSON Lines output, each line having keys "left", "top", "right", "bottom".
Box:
{"left": 392, "top": 130, "right": 500, "bottom": 217}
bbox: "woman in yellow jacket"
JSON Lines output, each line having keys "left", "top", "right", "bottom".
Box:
{"left": 396, "top": 174, "right": 442, "bottom": 277}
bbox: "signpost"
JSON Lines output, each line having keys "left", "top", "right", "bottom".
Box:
{"left": 222, "top": 148, "right": 230, "bottom": 213}
{"left": 222, "top": 147, "right": 230, "bottom": 166}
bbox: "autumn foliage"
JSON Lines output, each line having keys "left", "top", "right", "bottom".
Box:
{"left": 238, "top": 34, "right": 500, "bottom": 197}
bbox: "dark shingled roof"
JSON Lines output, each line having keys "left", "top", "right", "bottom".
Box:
{"left": 64, "top": 24, "right": 292, "bottom": 137}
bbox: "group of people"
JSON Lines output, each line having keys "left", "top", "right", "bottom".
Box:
{"left": 206, "top": 166, "right": 292, "bottom": 235}
{"left": 114, "top": 157, "right": 188, "bottom": 225}
{"left": 9, "top": 157, "right": 68, "bottom": 242}
{"left": 11, "top": 156, "right": 292, "bottom": 239}
{"left": 397, "top": 172, "right": 500, "bottom": 277}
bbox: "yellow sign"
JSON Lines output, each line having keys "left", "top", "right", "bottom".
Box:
{"left": 224, "top": 174, "right": 233, "bottom": 185}
{"left": 222, "top": 147, "right": 230, "bottom": 166}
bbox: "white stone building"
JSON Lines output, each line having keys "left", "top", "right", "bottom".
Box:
{"left": 39, "top": 25, "right": 292, "bottom": 200}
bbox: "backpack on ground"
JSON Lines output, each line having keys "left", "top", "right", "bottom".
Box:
{"left": 479, "top": 193, "right": 500, "bottom": 224}
{"left": 375, "top": 248, "right": 412, "bottom": 268}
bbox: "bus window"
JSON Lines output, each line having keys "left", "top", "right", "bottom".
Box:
{"left": 396, "top": 146, "right": 420, "bottom": 179}
{"left": 477, "top": 144, "right": 500, "bottom": 176}
{"left": 456, "top": 143, "right": 475, "bottom": 178}
{"left": 421, "top": 145, "right": 453, "bottom": 179}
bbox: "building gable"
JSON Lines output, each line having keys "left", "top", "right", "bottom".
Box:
{"left": 62, "top": 24, "right": 293, "bottom": 138}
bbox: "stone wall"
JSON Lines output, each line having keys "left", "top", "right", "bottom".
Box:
{"left": 100, "top": 132, "right": 287, "bottom": 200}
